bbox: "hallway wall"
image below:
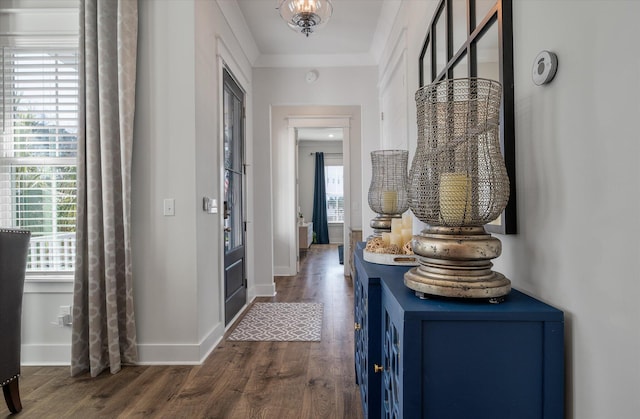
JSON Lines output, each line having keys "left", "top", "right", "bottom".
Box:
{"left": 252, "top": 66, "right": 379, "bottom": 278}
{"left": 131, "top": 0, "right": 258, "bottom": 363}
{"left": 380, "top": 1, "right": 640, "bottom": 417}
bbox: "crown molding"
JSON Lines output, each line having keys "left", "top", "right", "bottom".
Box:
{"left": 253, "top": 52, "right": 376, "bottom": 68}
{"left": 216, "top": 0, "right": 260, "bottom": 65}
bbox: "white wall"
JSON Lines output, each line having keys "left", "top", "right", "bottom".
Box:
{"left": 15, "top": 0, "right": 261, "bottom": 366}
{"left": 131, "top": 0, "right": 256, "bottom": 364}
{"left": 134, "top": 0, "right": 199, "bottom": 363}
{"left": 252, "top": 68, "right": 378, "bottom": 233}
{"left": 380, "top": 29, "right": 410, "bottom": 152}
{"left": 382, "top": 1, "right": 640, "bottom": 417}
{"left": 254, "top": 82, "right": 378, "bottom": 275}
{"left": 252, "top": 67, "right": 378, "bottom": 278}
{"left": 506, "top": 2, "right": 640, "bottom": 417}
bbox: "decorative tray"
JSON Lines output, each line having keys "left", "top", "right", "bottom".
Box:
{"left": 363, "top": 249, "right": 419, "bottom": 266}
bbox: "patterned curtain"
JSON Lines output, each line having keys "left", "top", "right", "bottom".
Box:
{"left": 71, "top": 0, "right": 138, "bottom": 377}
{"left": 312, "top": 152, "right": 330, "bottom": 244}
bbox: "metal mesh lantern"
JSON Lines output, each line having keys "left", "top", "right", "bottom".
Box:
{"left": 405, "top": 78, "right": 511, "bottom": 300}
{"left": 409, "top": 78, "right": 508, "bottom": 226}
{"left": 368, "top": 150, "right": 409, "bottom": 236}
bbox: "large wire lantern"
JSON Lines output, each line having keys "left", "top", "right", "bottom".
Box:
{"left": 404, "top": 78, "right": 511, "bottom": 301}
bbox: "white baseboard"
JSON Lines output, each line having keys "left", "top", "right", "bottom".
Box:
{"left": 197, "top": 321, "right": 225, "bottom": 363}
{"left": 22, "top": 343, "right": 71, "bottom": 366}
{"left": 21, "top": 323, "right": 227, "bottom": 366}
{"left": 273, "top": 265, "right": 296, "bottom": 276}
{"left": 135, "top": 344, "right": 203, "bottom": 365}
{"left": 20, "top": 292, "right": 277, "bottom": 367}
{"left": 137, "top": 321, "right": 226, "bottom": 365}
{"left": 251, "top": 282, "right": 276, "bottom": 297}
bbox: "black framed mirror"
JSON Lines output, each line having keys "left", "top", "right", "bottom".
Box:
{"left": 419, "top": 0, "right": 516, "bottom": 234}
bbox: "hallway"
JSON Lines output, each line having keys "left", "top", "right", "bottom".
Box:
{"left": 3, "top": 244, "right": 363, "bottom": 418}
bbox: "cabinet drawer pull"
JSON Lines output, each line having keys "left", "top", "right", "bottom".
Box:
{"left": 374, "top": 364, "right": 384, "bottom": 373}
{"left": 354, "top": 322, "right": 361, "bottom": 331}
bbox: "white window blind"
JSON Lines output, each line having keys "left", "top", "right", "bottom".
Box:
{"left": 0, "top": 46, "right": 79, "bottom": 272}
{"left": 325, "top": 165, "right": 344, "bottom": 223}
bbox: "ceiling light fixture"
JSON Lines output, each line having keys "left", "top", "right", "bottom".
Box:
{"left": 278, "top": 0, "right": 333, "bottom": 37}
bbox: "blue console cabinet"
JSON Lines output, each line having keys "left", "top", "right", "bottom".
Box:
{"left": 354, "top": 244, "right": 564, "bottom": 419}
{"left": 354, "top": 243, "right": 412, "bottom": 418}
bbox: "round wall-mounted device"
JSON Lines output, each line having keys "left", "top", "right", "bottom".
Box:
{"left": 305, "top": 69, "right": 319, "bottom": 83}
{"left": 532, "top": 50, "right": 558, "bottom": 86}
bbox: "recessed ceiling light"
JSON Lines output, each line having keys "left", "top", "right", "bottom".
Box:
{"left": 328, "top": 134, "right": 334, "bottom": 138}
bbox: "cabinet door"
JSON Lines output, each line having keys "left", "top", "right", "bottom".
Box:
{"left": 354, "top": 272, "right": 365, "bottom": 385}
{"left": 382, "top": 306, "right": 402, "bottom": 418}
{"left": 421, "top": 321, "right": 549, "bottom": 418}
{"left": 355, "top": 268, "right": 379, "bottom": 417}
{"left": 354, "top": 257, "right": 383, "bottom": 419}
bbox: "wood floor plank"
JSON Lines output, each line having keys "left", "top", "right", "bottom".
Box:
{"left": 1, "top": 245, "right": 363, "bottom": 419}
{"left": 107, "top": 366, "right": 192, "bottom": 418}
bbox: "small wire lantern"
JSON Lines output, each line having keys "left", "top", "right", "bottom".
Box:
{"left": 369, "top": 150, "right": 409, "bottom": 215}
{"left": 405, "top": 78, "right": 511, "bottom": 300}
{"left": 368, "top": 150, "right": 409, "bottom": 236}
{"left": 409, "top": 78, "right": 509, "bottom": 227}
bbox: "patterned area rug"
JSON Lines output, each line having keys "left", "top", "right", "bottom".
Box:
{"left": 228, "top": 302, "right": 323, "bottom": 342}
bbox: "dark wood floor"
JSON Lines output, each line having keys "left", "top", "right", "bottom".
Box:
{"left": 2, "top": 244, "right": 363, "bottom": 419}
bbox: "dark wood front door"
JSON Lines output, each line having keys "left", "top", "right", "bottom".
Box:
{"left": 223, "top": 68, "right": 246, "bottom": 325}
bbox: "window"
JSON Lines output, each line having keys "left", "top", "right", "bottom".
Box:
{"left": 325, "top": 165, "right": 344, "bottom": 223}
{"left": 0, "top": 46, "right": 79, "bottom": 272}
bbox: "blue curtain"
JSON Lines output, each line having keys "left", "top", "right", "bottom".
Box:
{"left": 312, "top": 152, "right": 330, "bottom": 244}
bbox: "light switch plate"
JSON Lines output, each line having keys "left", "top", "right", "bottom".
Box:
{"left": 163, "top": 198, "right": 175, "bottom": 216}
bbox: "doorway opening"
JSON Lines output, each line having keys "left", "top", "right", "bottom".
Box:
{"left": 271, "top": 110, "right": 355, "bottom": 278}
{"left": 296, "top": 128, "right": 344, "bottom": 263}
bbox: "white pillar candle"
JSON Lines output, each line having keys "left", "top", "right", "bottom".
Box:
{"left": 391, "top": 218, "right": 403, "bottom": 234}
{"left": 401, "top": 228, "right": 413, "bottom": 247}
{"left": 402, "top": 212, "right": 412, "bottom": 230}
{"left": 381, "top": 232, "right": 391, "bottom": 246}
{"left": 439, "top": 172, "right": 472, "bottom": 225}
{"left": 390, "top": 232, "right": 403, "bottom": 248}
{"left": 381, "top": 190, "right": 397, "bottom": 214}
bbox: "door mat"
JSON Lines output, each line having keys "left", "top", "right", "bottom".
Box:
{"left": 227, "top": 302, "right": 323, "bottom": 342}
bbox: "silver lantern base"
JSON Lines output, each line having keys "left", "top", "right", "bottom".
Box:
{"left": 404, "top": 226, "right": 511, "bottom": 301}
{"left": 369, "top": 214, "right": 401, "bottom": 237}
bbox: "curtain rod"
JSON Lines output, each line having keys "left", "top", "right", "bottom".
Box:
{"left": 309, "top": 152, "right": 343, "bottom": 156}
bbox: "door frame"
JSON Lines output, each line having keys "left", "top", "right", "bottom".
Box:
{"left": 286, "top": 116, "right": 351, "bottom": 276}
{"left": 217, "top": 38, "right": 252, "bottom": 329}
{"left": 221, "top": 67, "right": 246, "bottom": 325}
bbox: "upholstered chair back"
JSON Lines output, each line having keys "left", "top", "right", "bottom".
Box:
{"left": 0, "top": 228, "right": 31, "bottom": 412}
